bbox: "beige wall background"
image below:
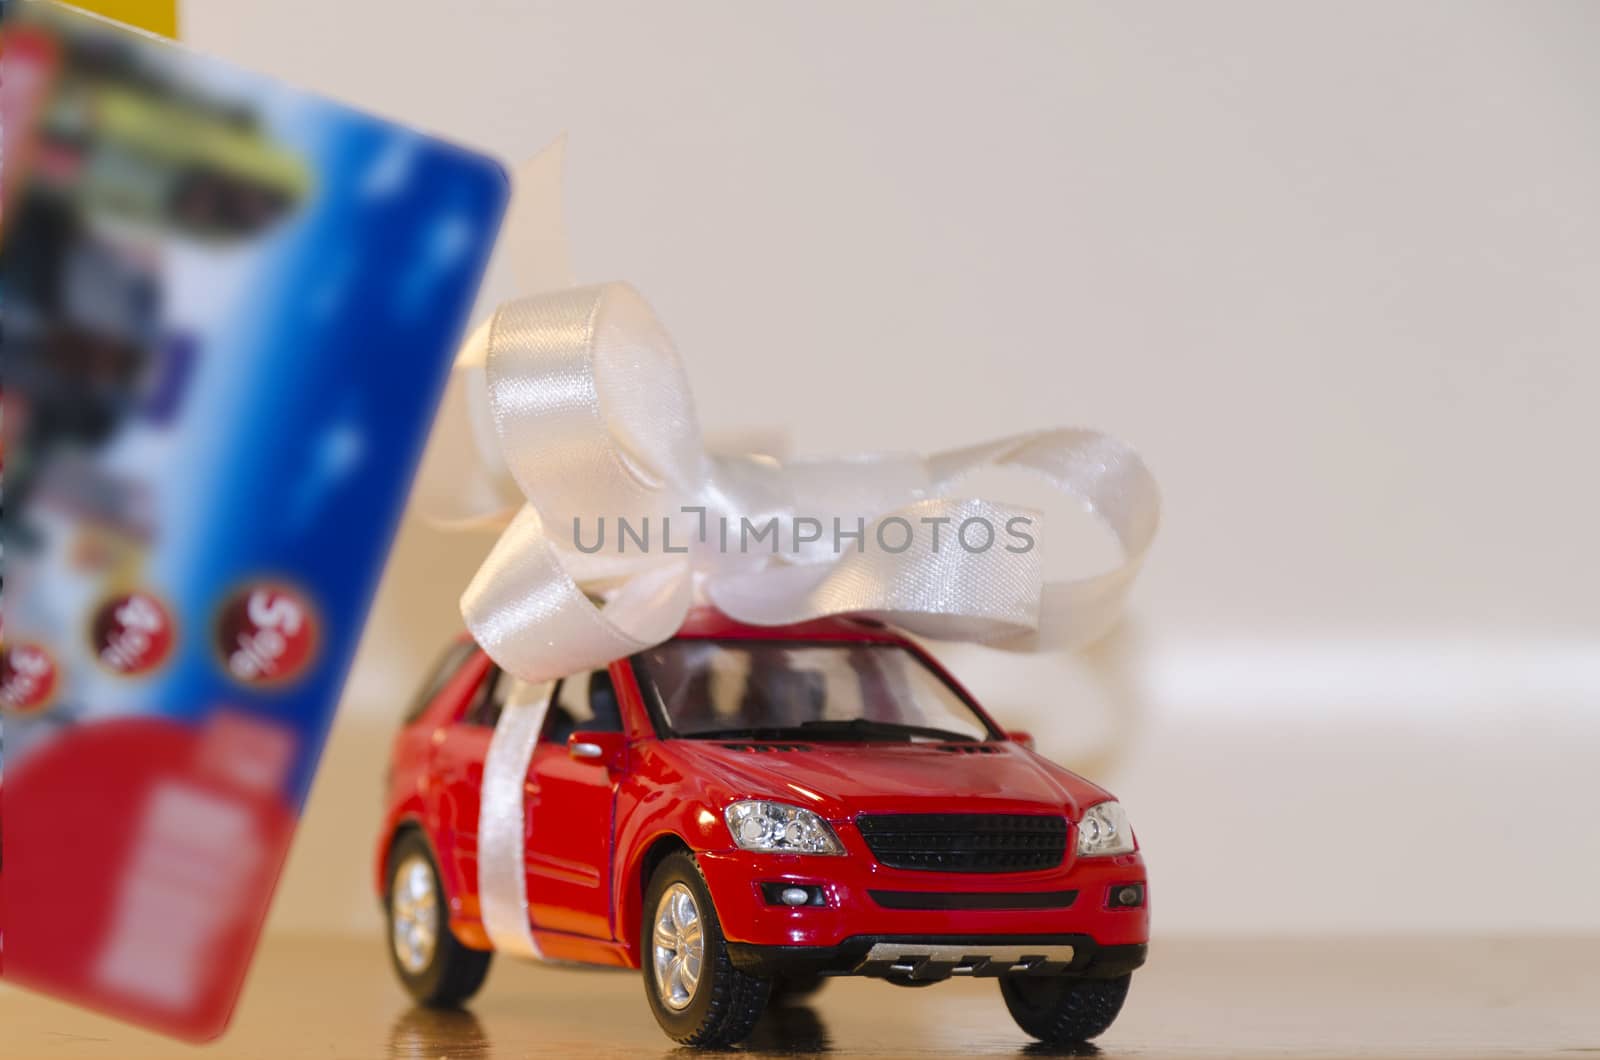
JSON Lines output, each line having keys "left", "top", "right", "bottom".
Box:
{"left": 180, "top": 1, "right": 1600, "bottom": 938}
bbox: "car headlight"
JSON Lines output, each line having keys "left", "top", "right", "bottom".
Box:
{"left": 724, "top": 800, "right": 845, "bottom": 856}
{"left": 1076, "top": 801, "right": 1135, "bottom": 857}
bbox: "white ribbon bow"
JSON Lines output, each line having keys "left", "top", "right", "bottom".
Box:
{"left": 423, "top": 282, "right": 1159, "bottom": 684}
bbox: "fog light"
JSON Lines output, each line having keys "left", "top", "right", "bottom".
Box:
{"left": 760, "top": 882, "right": 826, "bottom": 907}
{"left": 1107, "top": 882, "right": 1145, "bottom": 909}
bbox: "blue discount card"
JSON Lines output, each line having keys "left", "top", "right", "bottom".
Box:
{"left": 1, "top": 0, "right": 507, "bottom": 1038}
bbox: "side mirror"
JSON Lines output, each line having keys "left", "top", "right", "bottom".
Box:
{"left": 568, "top": 730, "right": 627, "bottom": 769}
{"left": 1006, "top": 729, "right": 1035, "bottom": 751}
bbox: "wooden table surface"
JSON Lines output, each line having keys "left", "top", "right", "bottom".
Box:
{"left": 2, "top": 935, "right": 1597, "bottom": 1059}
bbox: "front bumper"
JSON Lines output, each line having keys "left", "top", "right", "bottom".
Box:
{"left": 727, "top": 935, "right": 1147, "bottom": 981}
{"left": 696, "top": 843, "right": 1149, "bottom": 953}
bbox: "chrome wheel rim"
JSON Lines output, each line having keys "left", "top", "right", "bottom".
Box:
{"left": 391, "top": 853, "right": 439, "bottom": 975}
{"left": 651, "top": 882, "right": 705, "bottom": 1012}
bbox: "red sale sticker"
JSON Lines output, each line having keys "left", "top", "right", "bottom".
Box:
{"left": 91, "top": 591, "right": 177, "bottom": 677}
{"left": 215, "top": 584, "right": 318, "bottom": 687}
{"left": 1, "top": 642, "right": 61, "bottom": 712}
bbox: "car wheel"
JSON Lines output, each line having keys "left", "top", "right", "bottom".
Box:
{"left": 642, "top": 851, "right": 771, "bottom": 1046}
{"left": 385, "top": 830, "right": 492, "bottom": 1007}
{"left": 999, "top": 973, "right": 1131, "bottom": 1044}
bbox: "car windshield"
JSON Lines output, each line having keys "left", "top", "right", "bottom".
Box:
{"left": 631, "top": 640, "right": 997, "bottom": 742}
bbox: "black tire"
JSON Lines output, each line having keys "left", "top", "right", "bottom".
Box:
{"left": 385, "top": 830, "right": 492, "bottom": 1007}
{"left": 999, "top": 973, "right": 1131, "bottom": 1044}
{"left": 642, "top": 851, "right": 771, "bottom": 1046}
{"left": 770, "top": 973, "right": 827, "bottom": 1004}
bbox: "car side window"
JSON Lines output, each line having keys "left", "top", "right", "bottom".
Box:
{"left": 464, "top": 665, "right": 506, "bottom": 728}
{"left": 403, "top": 640, "right": 477, "bottom": 725}
{"left": 467, "top": 668, "right": 556, "bottom": 730}
{"left": 540, "top": 667, "right": 624, "bottom": 745}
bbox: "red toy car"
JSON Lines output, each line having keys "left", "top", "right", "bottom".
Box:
{"left": 376, "top": 609, "right": 1148, "bottom": 1047}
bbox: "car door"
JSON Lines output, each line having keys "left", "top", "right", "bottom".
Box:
{"left": 428, "top": 657, "right": 503, "bottom": 906}
{"left": 523, "top": 666, "right": 624, "bottom": 939}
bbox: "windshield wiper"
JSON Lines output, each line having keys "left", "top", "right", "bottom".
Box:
{"left": 680, "top": 719, "right": 982, "bottom": 743}
{"left": 681, "top": 727, "right": 812, "bottom": 741}
{"left": 795, "top": 718, "right": 980, "bottom": 743}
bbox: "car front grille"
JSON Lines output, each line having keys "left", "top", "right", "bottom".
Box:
{"left": 855, "top": 813, "right": 1068, "bottom": 873}
{"left": 868, "top": 888, "right": 1077, "bottom": 910}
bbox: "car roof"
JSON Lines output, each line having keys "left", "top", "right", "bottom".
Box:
{"left": 451, "top": 606, "right": 907, "bottom": 651}
{"left": 672, "top": 606, "right": 905, "bottom": 643}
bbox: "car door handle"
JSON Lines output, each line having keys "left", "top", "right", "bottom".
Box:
{"left": 567, "top": 731, "right": 626, "bottom": 768}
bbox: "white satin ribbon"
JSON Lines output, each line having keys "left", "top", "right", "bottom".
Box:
{"left": 429, "top": 282, "right": 1160, "bottom": 684}
{"left": 476, "top": 680, "right": 553, "bottom": 958}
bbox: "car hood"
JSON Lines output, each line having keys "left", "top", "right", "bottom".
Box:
{"left": 665, "top": 739, "right": 1108, "bottom": 821}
